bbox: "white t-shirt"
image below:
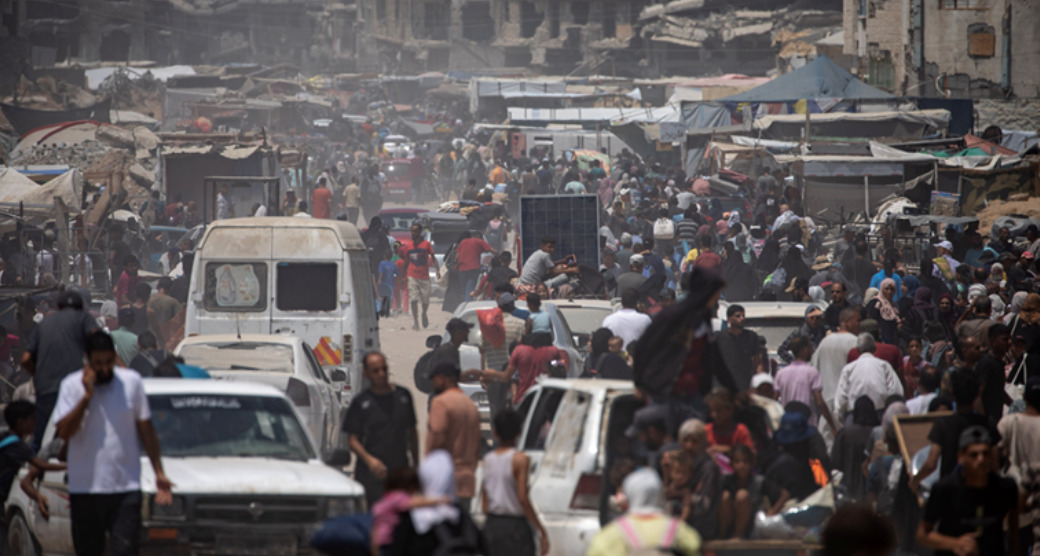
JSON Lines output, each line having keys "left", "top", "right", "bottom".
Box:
{"left": 52, "top": 368, "right": 151, "bottom": 494}
{"left": 602, "top": 308, "right": 652, "bottom": 351}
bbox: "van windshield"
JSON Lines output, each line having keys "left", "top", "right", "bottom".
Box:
{"left": 150, "top": 394, "right": 314, "bottom": 460}
{"left": 178, "top": 342, "right": 294, "bottom": 373}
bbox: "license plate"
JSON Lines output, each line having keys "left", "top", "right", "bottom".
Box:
{"left": 214, "top": 535, "right": 297, "bottom": 555}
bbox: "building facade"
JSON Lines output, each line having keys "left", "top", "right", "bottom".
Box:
{"left": 844, "top": 0, "right": 1040, "bottom": 98}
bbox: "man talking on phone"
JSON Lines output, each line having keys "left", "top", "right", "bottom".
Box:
{"left": 54, "top": 330, "right": 174, "bottom": 556}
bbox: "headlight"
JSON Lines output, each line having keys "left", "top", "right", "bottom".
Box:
{"left": 326, "top": 497, "right": 363, "bottom": 517}
{"left": 150, "top": 495, "right": 187, "bottom": 520}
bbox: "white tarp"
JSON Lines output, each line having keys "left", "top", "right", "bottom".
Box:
{"left": 0, "top": 169, "right": 82, "bottom": 231}
{"left": 508, "top": 105, "right": 681, "bottom": 125}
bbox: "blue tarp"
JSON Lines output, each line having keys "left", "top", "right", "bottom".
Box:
{"left": 720, "top": 56, "right": 895, "bottom": 102}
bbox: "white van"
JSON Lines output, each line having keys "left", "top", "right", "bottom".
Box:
{"left": 185, "top": 217, "right": 379, "bottom": 406}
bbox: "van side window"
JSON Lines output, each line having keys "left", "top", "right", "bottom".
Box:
{"left": 277, "top": 263, "right": 337, "bottom": 311}
{"left": 523, "top": 388, "right": 565, "bottom": 451}
{"left": 204, "top": 262, "right": 267, "bottom": 312}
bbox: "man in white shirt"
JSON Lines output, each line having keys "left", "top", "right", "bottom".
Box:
{"left": 54, "top": 331, "right": 173, "bottom": 555}
{"left": 603, "top": 288, "right": 652, "bottom": 352}
{"left": 833, "top": 333, "right": 903, "bottom": 424}
{"left": 811, "top": 307, "right": 861, "bottom": 414}
{"left": 906, "top": 365, "right": 941, "bottom": 415}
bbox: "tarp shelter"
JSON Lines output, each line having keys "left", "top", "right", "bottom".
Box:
{"left": 0, "top": 168, "right": 82, "bottom": 232}
{"left": 1, "top": 99, "right": 111, "bottom": 137}
{"left": 752, "top": 109, "right": 950, "bottom": 140}
{"left": 507, "top": 105, "right": 681, "bottom": 126}
{"left": 786, "top": 142, "right": 936, "bottom": 219}
{"left": 161, "top": 144, "right": 277, "bottom": 220}
{"left": 720, "top": 56, "right": 895, "bottom": 102}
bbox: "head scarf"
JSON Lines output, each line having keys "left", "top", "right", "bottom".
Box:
{"left": 411, "top": 450, "right": 460, "bottom": 534}
{"left": 902, "top": 275, "right": 921, "bottom": 299}
{"left": 852, "top": 396, "right": 881, "bottom": 427}
{"left": 990, "top": 294, "right": 1006, "bottom": 320}
{"left": 808, "top": 285, "right": 827, "bottom": 305}
{"left": 863, "top": 287, "right": 880, "bottom": 307}
{"left": 597, "top": 178, "right": 613, "bottom": 208}
{"left": 1006, "top": 291, "right": 1029, "bottom": 324}
{"left": 716, "top": 219, "right": 729, "bottom": 235}
{"left": 967, "top": 283, "right": 987, "bottom": 304}
{"left": 989, "top": 262, "right": 1005, "bottom": 283}
{"left": 878, "top": 278, "right": 899, "bottom": 321}
{"left": 1021, "top": 293, "right": 1040, "bottom": 325}
{"left": 913, "top": 286, "right": 934, "bottom": 312}
{"left": 621, "top": 468, "right": 665, "bottom": 515}
{"left": 590, "top": 327, "right": 613, "bottom": 358}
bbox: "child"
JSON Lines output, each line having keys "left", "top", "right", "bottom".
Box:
{"left": 481, "top": 408, "right": 550, "bottom": 556}
{"left": 370, "top": 467, "right": 450, "bottom": 556}
{"left": 719, "top": 444, "right": 789, "bottom": 539}
{"left": 706, "top": 391, "right": 755, "bottom": 457}
{"left": 901, "top": 337, "right": 927, "bottom": 397}
{"left": 664, "top": 451, "right": 695, "bottom": 519}
{"left": 377, "top": 251, "right": 397, "bottom": 318}
{"left": 525, "top": 294, "right": 553, "bottom": 347}
{"left": 0, "top": 401, "right": 67, "bottom": 511}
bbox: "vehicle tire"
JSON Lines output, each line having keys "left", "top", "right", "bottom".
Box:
{"left": 8, "top": 513, "right": 40, "bottom": 556}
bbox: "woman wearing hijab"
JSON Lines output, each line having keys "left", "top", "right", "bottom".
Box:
{"left": 755, "top": 238, "right": 780, "bottom": 274}
{"left": 722, "top": 241, "right": 757, "bottom": 301}
{"left": 596, "top": 177, "right": 614, "bottom": 209}
{"left": 585, "top": 468, "right": 702, "bottom": 556}
{"left": 389, "top": 451, "right": 486, "bottom": 556}
{"left": 868, "top": 278, "right": 900, "bottom": 344}
{"left": 937, "top": 293, "right": 960, "bottom": 342}
{"left": 830, "top": 396, "right": 881, "bottom": 502}
{"left": 780, "top": 247, "right": 812, "bottom": 284}
{"left": 898, "top": 275, "right": 921, "bottom": 315}
{"left": 1004, "top": 291, "right": 1029, "bottom": 326}
{"left": 582, "top": 328, "right": 632, "bottom": 380}
{"left": 901, "top": 286, "right": 935, "bottom": 340}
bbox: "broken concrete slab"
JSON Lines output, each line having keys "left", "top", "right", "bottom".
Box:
{"left": 129, "top": 163, "right": 154, "bottom": 186}
{"left": 96, "top": 125, "right": 135, "bottom": 149}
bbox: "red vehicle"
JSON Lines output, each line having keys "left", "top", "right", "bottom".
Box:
{"left": 381, "top": 159, "right": 416, "bottom": 202}
{"left": 377, "top": 207, "right": 430, "bottom": 243}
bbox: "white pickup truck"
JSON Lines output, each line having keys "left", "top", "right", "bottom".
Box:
{"left": 6, "top": 379, "right": 363, "bottom": 556}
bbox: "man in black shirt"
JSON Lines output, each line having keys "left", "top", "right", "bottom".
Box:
{"left": 822, "top": 281, "right": 851, "bottom": 332}
{"left": 343, "top": 351, "right": 418, "bottom": 507}
{"left": 715, "top": 304, "right": 764, "bottom": 391}
{"left": 842, "top": 241, "right": 877, "bottom": 300}
{"left": 913, "top": 369, "right": 1001, "bottom": 487}
{"left": 975, "top": 323, "right": 1012, "bottom": 424}
{"left": 918, "top": 426, "right": 1018, "bottom": 556}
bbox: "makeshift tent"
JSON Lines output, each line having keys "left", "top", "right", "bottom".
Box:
{"left": 752, "top": 109, "right": 950, "bottom": 140}
{"left": 720, "top": 56, "right": 895, "bottom": 102}
{"left": 0, "top": 168, "right": 83, "bottom": 232}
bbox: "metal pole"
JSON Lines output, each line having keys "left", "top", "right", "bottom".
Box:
{"left": 54, "top": 197, "right": 70, "bottom": 286}
{"left": 864, "top": 175, "right": 870, "bottom": 219}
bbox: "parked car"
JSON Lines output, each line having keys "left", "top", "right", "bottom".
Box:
{"left": 6, "top": 379, "right": 360, "bottom": 556}
{"left": 551, "top": 299, "right": 620, "bottom": 350}
{"left": 377, "top": 207, "right": 429, "bottom": 243}
{"left": 175, "top": 334, "right": 346, "bottom": 458}
{"left": 473, "top": 377, "right": 639, "bottom": 556}
{"left": 715, "top": 300, "right": 825, "bottom": 369}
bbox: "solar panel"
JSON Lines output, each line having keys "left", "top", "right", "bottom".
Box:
{"left": 519, "top": 195, "right": 601, "bottom": 270}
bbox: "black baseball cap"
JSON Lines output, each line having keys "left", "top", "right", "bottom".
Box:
{"left": 446, "top": 318, "right": 473, "bottom": 334}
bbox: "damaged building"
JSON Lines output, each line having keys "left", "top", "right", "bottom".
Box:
{"left": 843, "top": 0, "right": 1040, "bottom": 98}
{"left": 6, "top": 0, "right": 336, "bottom": 70}
{"left": 356, "top": 0, "right": 646, "bottom": 74}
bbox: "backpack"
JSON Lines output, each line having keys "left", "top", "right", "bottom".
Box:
{"left": 653, "top": 218, "right": 675, "bottom": 240}
{"left": 616, "top": 516, "right": 680, "bottom": 556}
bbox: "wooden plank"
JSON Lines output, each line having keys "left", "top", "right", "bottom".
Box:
{"left": 893, "top": 411, "right": 952, "bottom": 505}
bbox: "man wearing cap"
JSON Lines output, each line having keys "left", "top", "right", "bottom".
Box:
{"left": 615, "top": 254, "right": 648, "bottom": 297}
{"left": 808, "top": 255, "right": 839, "bottom": 289}
{"left": 917, "top": 425, "right": 1018, "bottom": 556}
{"left": 715, "top": 304, "right": 765, "bottom": 391}
{"left": 785, "top": 276, "right": 811, "bottom": 303}
{"left": 777, "top": 305, "right": 826, "bottom": 364}
{"left": 425, "top": 361, "right": 481, "bottom": 506}
{"left": 22, "top": 290, "right": 100, "bottom": 449}
{"left": 932, "top": 240, "right": 961, "bottom": 285}
{"left": 626, "top": 405, "right": 677, "bottom": 473}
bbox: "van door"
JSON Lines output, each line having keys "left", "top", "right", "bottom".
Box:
{"left": 519, "top": 385, "right": 566, "bottom": 476}
{"left": 301, "top": 341, "right": 339, "bottom": 454}
{"left": 33, "top": 427, "right": 74, "bottom": 554}
{"left": 598, "top": 393, "right": 642, "bottom": 526}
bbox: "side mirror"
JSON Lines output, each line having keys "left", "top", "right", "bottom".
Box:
{"left": 426, "top": 335, "right": 442, "bottom": 349}
{"left": 324, "top": 448, "right": 352, "bottom": 467}
{"left": 330, "top": 369, "right": 347, "bottom": 382}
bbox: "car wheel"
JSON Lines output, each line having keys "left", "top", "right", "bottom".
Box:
{"left": 8, "top": 513, "right": 40, "bottom": 556}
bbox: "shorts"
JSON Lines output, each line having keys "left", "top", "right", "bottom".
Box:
{"left": 408, "top": 277, "right": 431, "bottom": 305}
{"left": 483, "top": 514, "right": 535, "bottom": 556}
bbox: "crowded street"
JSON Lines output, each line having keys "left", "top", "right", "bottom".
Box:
{"left": 2, "top": 2, "right": 1040, "bottom": 555}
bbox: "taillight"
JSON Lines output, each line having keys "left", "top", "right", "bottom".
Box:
{"left": 342, "top": 335, "right": 353, "bottom": 363}
{"left": 559, "top": 351, "right": 571, "bottom": 377}
{"left": 569, "top": 473, "right": 601, "bottom": 510}
{"left": 286, "top": 377, "right": 310, "bottom": 406}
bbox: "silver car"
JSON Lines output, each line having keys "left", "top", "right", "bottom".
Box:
{"left": 175, "top": 334, "right": 345, "bottom": 458}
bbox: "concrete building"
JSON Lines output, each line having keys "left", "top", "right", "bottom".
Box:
{"left": 844, "top": 0, "right": 1040, "bottom": 98}
{"left": 356, "top": 0, "right": 645, "bottom": 74}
